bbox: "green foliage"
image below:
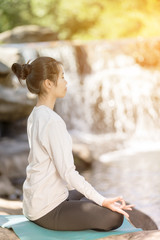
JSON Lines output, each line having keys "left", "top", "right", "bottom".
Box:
{"left": 0, "top": 0, "right": 32, "bottom": 32}
{"left": 1, "top": 0, "right": 160, "bottom": 40}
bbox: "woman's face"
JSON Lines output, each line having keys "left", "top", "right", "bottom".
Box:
{"left": 54, "top": 64, "right": 67, "bottom": 98}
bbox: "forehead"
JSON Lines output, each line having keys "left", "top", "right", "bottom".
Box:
{"left": 58, "top": 64, "right": 64, "bottom": 74}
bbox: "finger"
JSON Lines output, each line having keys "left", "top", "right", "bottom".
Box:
{"left": 123, "top": 204, "right": 135, "bottom": 208}
{"left": 121, "top": 204, "right": 135, "bottom": 210}
{"left": 127, "top": 204, "right": 135, "bottom": 208}
{"left": 119, "top": 199, "right": 126, "bottom": 208}
{"left": 121, "top": 206, "right": 132, "bottom": 211}
{"left": 113, "top": 207, "right": 129, "bottom": 219}
{"left": 114, "top": 202, "right": 121, "bottom": 207}
{"left": 115, "top": 202, "right": 131, "bottom": 210}
{"left": 120, "top": 204, "right": 134, "bottom": 209}
{"left": 124, "top": 207, "right": 132, "bottom": 210}
{"left": 110, "top": 196, "right": 125, "bottom": 203}
{"left": 117, "top": 199, "right": 127, "bottom": 209}
{"left": 110, "top": 205, "right": 129, "bottom": 217}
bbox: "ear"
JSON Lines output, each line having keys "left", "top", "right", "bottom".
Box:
{"left": 43, "top": 79, "right": 54, "bottom": 89}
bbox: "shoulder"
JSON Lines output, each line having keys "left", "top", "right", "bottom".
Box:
{"left": 30, "top": 107, "right": 60, "bottom": 121}
{"left": 33, "top": 107, "right": 67, "bottom": 128}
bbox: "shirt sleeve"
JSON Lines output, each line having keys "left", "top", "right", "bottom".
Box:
{"left": 45, "top": 118, "right": 106, "bottom": 206}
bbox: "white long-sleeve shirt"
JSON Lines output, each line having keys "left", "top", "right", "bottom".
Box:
{"left": 22, "top": 105, "right": 105, "bottom": 221}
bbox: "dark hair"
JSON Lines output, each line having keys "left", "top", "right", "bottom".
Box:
{"left": 11, "top": 56, "right": 62, "bottom": 94}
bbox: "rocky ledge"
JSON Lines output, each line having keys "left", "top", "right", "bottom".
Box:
{"left": 0, "top": 198, "right": 22, "bottom": 240}
{"left": 0, "top": 198, "right": 160, "bottom": 240}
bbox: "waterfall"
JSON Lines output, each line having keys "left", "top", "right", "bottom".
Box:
{"left": 2, "top": 40, "right": 160, "bottom": 140}
{"left": 30, "top": 43, "right": 160, "bottom": 140}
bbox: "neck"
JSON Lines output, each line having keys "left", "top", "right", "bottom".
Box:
{"left": 36, "top": 94, "right": 56, "bottom": 110}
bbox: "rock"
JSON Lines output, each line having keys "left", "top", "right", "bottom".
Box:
{"left": 72, "top": 142, "right": 93, "bottom": 164}
{"left": 0, "top": 120, "right": 28, "bottom": 138}
{"left": 0, "top": 228, "right": 160, "bottom": 240}
{"left": 0, "top": 62, "right": 11, "bottom": 89}
{"left": 0, "top": 47, "right": 24, "bottom": 70}
{"left": 0, "top": 47, "right": 25, "bottom": 89}
{"left": 0, "top": 175, "right": 16, "bottom": 198}
{"left": 0, "top": 136, "right": 29, "bottom": 199}
{"left": 0, "top": 198, "right": 22, "bottom": 215}
{"left": 72, "top": 142, "right": 93, "bottom": 172}
{"left": 0, "top": 228, "right": 19, "bottom": 240}
{"left": 0, "top": 137, "right": 29, "bottom": 176}
{"left": 0, "top": 62, "right": 10, "bottom": 76}
{"left": 99, "top": 231, "right": 160, "bottom": 240}
{"left": 0, "top": 137, "right": 29, "bottom": 178}
{"left": 0, "top": 198, "right": 22, "bottom": 240}
{"left": 0, "top": 25, "right": 58, "bottom": 44}
{"left": 0, "top": 86, "right": 36, "bottom": 121}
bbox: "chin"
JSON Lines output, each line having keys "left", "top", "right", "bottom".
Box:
{"left": 58, "top": 94, "right": 66, "bottom": 98}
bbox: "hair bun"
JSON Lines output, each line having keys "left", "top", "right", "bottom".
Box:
{"left": 11, "top": 63, "right": 32, "bottom": 80}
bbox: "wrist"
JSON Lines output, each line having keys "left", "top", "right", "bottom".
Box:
{"left": 102, "top": 198, "right": 108, "bottom": 207}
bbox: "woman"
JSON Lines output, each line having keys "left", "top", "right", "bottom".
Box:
{"left": 11, "top": 56, "right": 133, "bottom": 231}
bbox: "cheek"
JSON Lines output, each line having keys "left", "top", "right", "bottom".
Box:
{"left": 60, "top": 82, "right": 65, "bottom": 89}
{"left": 56, "top": 84, "right": 65, "bottom": 95}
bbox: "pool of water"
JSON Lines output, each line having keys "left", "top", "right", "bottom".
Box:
{"left": 85, "top": 148, "right": 160, "bottom": 229}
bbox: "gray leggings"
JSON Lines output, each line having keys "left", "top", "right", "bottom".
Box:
{"left": 32, "top": 190, "right": 124, "bottom": 231}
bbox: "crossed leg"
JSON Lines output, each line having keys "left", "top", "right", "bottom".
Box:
{"left": 33, "top": 190, "right": 124, "bottom": 231}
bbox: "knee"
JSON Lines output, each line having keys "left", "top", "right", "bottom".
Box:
{"left": 110, "top": 212, "right": 124, "bottom": 230}
{"left": 102, "top": 212, "right": 124, "bottom": 231}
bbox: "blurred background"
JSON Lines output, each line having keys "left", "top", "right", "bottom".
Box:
{"left": 0, "top": 0, "right": 160, "bottom": 231}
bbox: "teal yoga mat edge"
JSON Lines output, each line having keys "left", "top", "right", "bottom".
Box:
{"left": 0, "top": 215, "right": 142, "bottom": 240}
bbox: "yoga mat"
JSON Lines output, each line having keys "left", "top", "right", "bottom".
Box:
{"left": 0, "top": 215, "right": 142, "bottom": 240}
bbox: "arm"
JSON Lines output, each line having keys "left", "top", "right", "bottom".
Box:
{"left": 45, "top": 118, "right": 134, "bottom": 218}
{"left": 46, "top": 118, "right": 106, "bottom": 206}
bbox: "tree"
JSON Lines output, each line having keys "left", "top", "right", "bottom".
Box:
{"left": 1, "top": 0, "right": 160, "bottom": 40}
{"left": 0, "top": 0, "right": 32, "bottom": 32}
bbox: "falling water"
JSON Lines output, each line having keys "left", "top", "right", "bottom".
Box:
{"left": 18, "top": 42, "right": 160, "bottom": 141}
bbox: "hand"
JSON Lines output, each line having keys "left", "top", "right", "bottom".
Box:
{"left": 102, "top": 196, "right": 134, "bottom": 220}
